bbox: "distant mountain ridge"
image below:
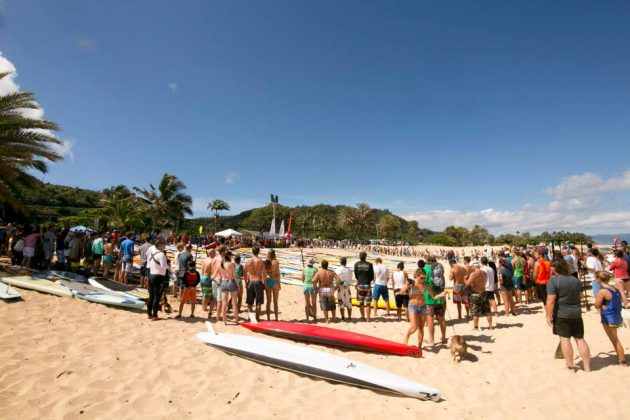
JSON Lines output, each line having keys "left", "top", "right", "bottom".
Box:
{"left": 592, "top": 233, "right": 630, "bottom": 245}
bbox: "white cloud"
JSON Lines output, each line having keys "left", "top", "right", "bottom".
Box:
{"left": 403, "top": 169, "right": 630, "bottom": 234}
{"left": 225, "top": 172, "right": 240, "bottom": 185}
{"left": 0, "top": 51, "right": 75, "bottom": 162}
{"left": 75, "top": 35, "right": 96, "bottom": 52}
{"left": 167, "top": 82, "right": 177, "bottom": 93}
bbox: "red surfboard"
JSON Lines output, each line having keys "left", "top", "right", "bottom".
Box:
{"left": 240, "top": 321, "right": 422, "bottom": 358}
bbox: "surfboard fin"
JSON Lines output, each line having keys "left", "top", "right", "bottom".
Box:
{"left": 247, "top": 312, "right": 258, "bottom": 324}
{"left": 205, "top": 321, "right": 217, "bottom": 335}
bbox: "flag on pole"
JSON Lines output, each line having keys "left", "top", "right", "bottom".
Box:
{"left": 279, "top": 220, "right": 285, "bottom": 236}
{"left": 287, "top": 213, "right": 293, "bottom": 238}
{"left": 199, "top": 225, "right": 203, "bottom": 234}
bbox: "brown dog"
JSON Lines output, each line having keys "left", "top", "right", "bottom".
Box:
{"left": 450, "top": 335, "right": 468, "bottom": 362}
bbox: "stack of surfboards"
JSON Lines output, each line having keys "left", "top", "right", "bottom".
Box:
{"left": 197, "top": 321, "right": 440, "bottom": 401}
{"left": 57, "top": 279, "right": 145, "bottom": 310}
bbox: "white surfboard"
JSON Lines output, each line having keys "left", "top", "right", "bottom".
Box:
{"left": 57, "top": 280, "right": 145, "bottom": 310}
{"left": 0, "top": 274, "right": 73, "bottom": 298}
{"left": 196, "top": 322, "right": 440, "bottom": 401}
{"left": 0, "top": 281, "right": 21, "bottom": 300}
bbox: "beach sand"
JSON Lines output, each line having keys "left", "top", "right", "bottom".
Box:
{"left": 1, "top": 248, "right": 628, "bottom": 419}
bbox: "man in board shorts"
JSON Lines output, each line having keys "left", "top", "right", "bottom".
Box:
{"left": 354, "top": 252, "right": 374, "bottom": 321}
{"left": 244, "top": 247, "right": 266, "bottom": 321}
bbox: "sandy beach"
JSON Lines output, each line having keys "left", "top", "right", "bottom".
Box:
{"left": 1, "top": 248, "right": 628, "bottom": 420}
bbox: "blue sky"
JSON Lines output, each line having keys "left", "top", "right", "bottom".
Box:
{"left": 1, "top": 0, "right": 629, "bottom": 233}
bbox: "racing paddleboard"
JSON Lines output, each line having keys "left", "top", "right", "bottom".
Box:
{"left": 0, "top": 276, "right": 21, "bottom": 300}
{"left": 197, "top": 322, "right": 439, "bottom": 400}
{"left": 88, "top": 277, "right": 149, "bottom": 300}
{"left": 241, "top": 318, "right": 421, "bottom": 357}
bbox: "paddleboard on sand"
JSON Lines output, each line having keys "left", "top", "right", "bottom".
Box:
{"left": 0, "top": 277, "right": 21, "bottom": 300}
{"left": 48, "top": 271, "right": 87, "bottom": 283}
{"left": 351, "top": 297, "right": 397, "bottom": 310}
{"left": 0, "top": 274, "right": 73, "bottom": 298}
{"left": 88, "top": 277, "right": 149, "bottom": 300}
{"left": 241, "top": 318, "right": 422, "bottom": 357}
{"left": 57, "top": 280, "right": 145, "bottom": 310}
{"left": 197, "top": 322, "right": 439, "bottom": 401}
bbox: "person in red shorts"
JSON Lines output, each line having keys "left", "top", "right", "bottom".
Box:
{"left": 177, "top": 261, "right": 200, "bottom": 318}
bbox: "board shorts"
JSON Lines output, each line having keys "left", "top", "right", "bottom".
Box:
{"left": 356, "top": 284, "right": 372, "bottom": 305}
{"left": 408, "top": 302, "right": 427, "bottom": 315}
{"left": 246, "top": 280, "right": 265, "bottom": 306}
{"left": 513, "top": 276, "right": 524, "bottom": 291}
{"left": 44, "top": 248, "right": 54, "bottom": 260}
{"left": 553, "top": 317, "right": 584, "bottom": 338}
{"left": 453, "top": 284, "right": 470, "bottom": 304}
{"left": 181, "top": 287, "right": 197, "bottom": 304}
{"left": 304, "top": 286, "right": 316, "bottom": 296}
{"left": 394, "top": 289, "right": 409, "bottom": 308}
{"left": 23, "top": 247, "right": 35, "bottom": 258}
{"left": 470, "top": 292, "right": 490, "bottom": 317}
{"left": 426, "top": 304, "right": 445, "bottom": 317}
{"left": 319, "top": 287, "right": 336, "bottom": 311}
{"left": 484, "top": 291, "right": 496, "bottom": 300}
{"left": 212, "top": 280, "right": 222, "bottom": 302}
{"left": 103, "top": 255, "right": 113, "bottom": 264}
{"left": 200, "top": 276, "right": 213, "bottom": 298}
{"left": 140, "top": 263, "right": 148, "bottom": 277}
{"left": 220, "top": 279, "right": 238, "bottom": 293}
{"left": 524, "top": 277, "right": 534, "bottom": 288}
{"left": 499, "top": 283, "right": 514, "bottom": 293}
{"left": 122, "top": 256, "right": 133, "bottom": 273}
{"left": 337, "top": 286, "right": 352, "bottom": 309}
{"left": 93, "top": 253, "right": 103, "bottom": 262}
{"left": 372, "top": 284, "right": 389, "bottom": 302}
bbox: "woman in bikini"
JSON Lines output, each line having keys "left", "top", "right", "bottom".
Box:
{"left": 218, "top": 251, "right": 240, "bottom": 325}
{"left": 594, "top": 271, "right": 627, "bottom": 366}
{"left": 264, "top": 250, "right": 281, "bottom": 321}
{"left": 402, "top": 269, "right": 428, "bottom": 348}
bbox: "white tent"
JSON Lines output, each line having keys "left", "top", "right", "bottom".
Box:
{"left": 215, "top": 228, "right": 243, "bottom": 237}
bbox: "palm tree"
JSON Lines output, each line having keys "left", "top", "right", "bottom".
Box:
{"left": 207, "top": 199, "right": 230, "bottom": 232}
{"left": 100, "top": 185, "right": 144, "bottom": 229}
{"left": 0, "top": 72, "right": 62, "bottom": 214}
{"left": 134, "top": 173, "right": 193, "bottom": 230}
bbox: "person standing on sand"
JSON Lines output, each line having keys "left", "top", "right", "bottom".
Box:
{"left": 234, "top": 255, "right": 244, "bottom": 310}
{"left": 608, "top": 250, "right": 630, "bottom": 309}
{"left": 211, "top": 246, "right": 226, "bottom": 321}
{"left": 497, "top": 258, "right": 516, "bottom": 315}
{"left": 201, "top": 248, "right": 215, "bottom": 314}
{"left": 335, "top": 257, "right": 353, "bottom": 321}
{"left": 176, "top": 261, "right": 200, "bottom": 318}
{"left": 593, "top": 271, "right": 627, "bottom": 366}
{"left": 146, "top": 239, "right": 168, "bottom": 321}
{"left": 546, "top": 256, "right": 591, "bottom": 372}
{"left": 466, "top": 262, "right": 493, "bottom": 330}
{"left": 218, "top": 250, "right": 240, "bottom": 325}
{"left": 585, "top": 248, "right": 603, "bottom": 297}
{"left": 264, "top": 250, "right": 281, "bottom": 321}
{"left": 372, "top": 258, "right": 392, "bottom": 317}
{"left": 118, "top": 232, "right": 135, "bottom": 285}
{"left": 480, "top": 257, "right": 498, "bottom": 316}
{"left": 392, "top": 262, "right": 410, "bottom": 322}
{"left": 177, "top": 244, "right": 193, "bottom": 299}
{"left": 402, "top": 269, "right": 428, "bottom": 348}
{"left": 421, "top": 259, "right": 446, "bottom": 345}
{"left": 244, "top": 247, "right": 266, "bottom": 321}
{"left": 511, "top": 252, "right": 525, "bottom": 304}
{"left": 312, "top": 260, "right": 340, "bottom": 324}
{"left": 354, "top": 252, "right": 375, "bottom": 321}
{"left": 533, "top": 250, "right": 551, "bottom": 306}
{"left": 102, "top": 237, "right": 115, "bottom": 279}
{"left": 302, "top": 258, "right": 318, "bottom": 321}
{"left": 450, "top": 259, "right": 469, "bottom": 319}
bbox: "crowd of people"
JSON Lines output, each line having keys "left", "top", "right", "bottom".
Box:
{"left": 2, "top": 222, "right": 628, "bottom": 369}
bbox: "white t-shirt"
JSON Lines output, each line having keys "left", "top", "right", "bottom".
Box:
{"left": 335, "top": 266, "right": 353, "bottom": 287}
{"left": 586, "top": 256, "right": 603, "bottom": 281}
{"left": 393, "top": 271, "right": 407, "bottom": 289}
{"left": 374, "top": 264, "right": 389, "bottom": 286}
{"left": 481, "top": 266, "right": 495, "bottom": 292}
{"left": 147, "top": 249, "right": 168, "bottom": 275}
